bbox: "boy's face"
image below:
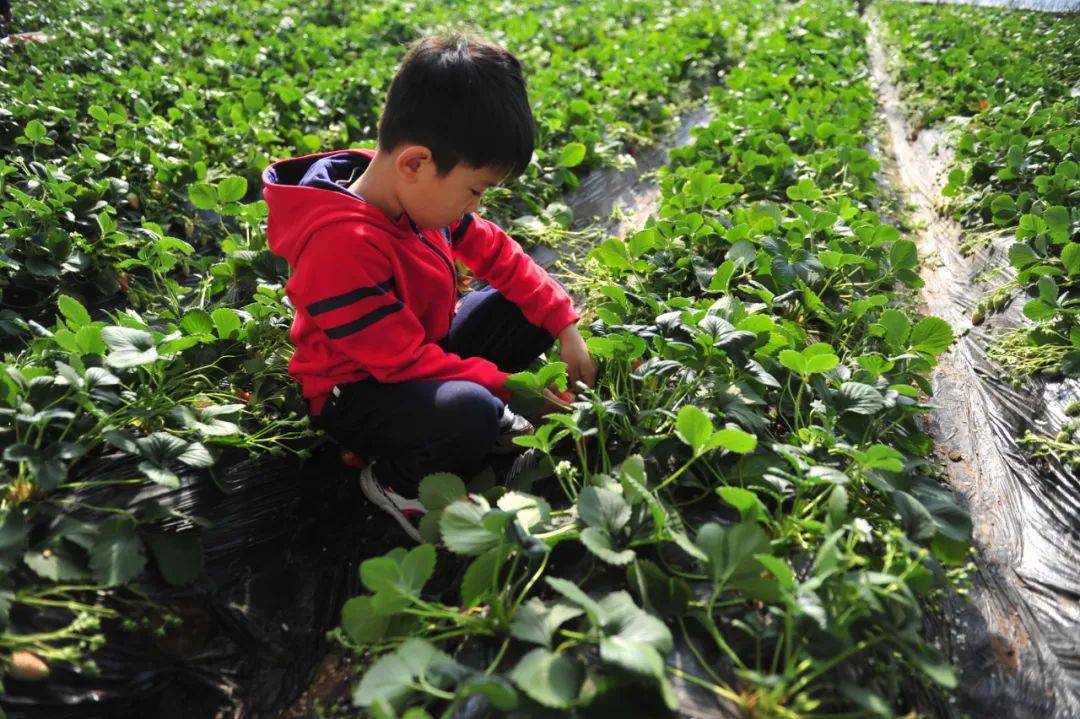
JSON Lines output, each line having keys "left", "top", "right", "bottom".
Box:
{"left": 395, "top": 146, "right": 507, "bottom": 230}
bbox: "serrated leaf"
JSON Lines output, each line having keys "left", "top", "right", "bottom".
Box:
{"left": 509, "top": 648, "right": 584, "bottom": 709}
{"left": 101, "top": 326, "right": 158, "bottom": 368}
{"left": 57, "top": 294, "right": 91, "bottom": 329}
{"left": 837, "top": 382, "right": 885, "bottom": 415}
{"left": 675, "top": 405, "right": 712, "bottom": 452}
{"left": 577, "top": 486, "right": 630, "bottom": 533}
{"left": 342, "top": 595, "right": 390, "bottom": 645}
{"left": 509, "top": 598, "right": 583, "bottom": 648}
{"left": 461, "top": 547, "right": 501, "bottom": 607}
{"left": 419, "top": 472, "right": 467, "bottom": 511}
{"left": 909, "top": 316, "right": 953, "bottom": 355}
{"left": 557, "top": 142, "right": 587, "bottom": 168}
{"left": 189, "top": 183, "right": 217, "bottom": 210}
{"left": 440, "top": 498, "right": 501, "bottom": 556}
{"left": 580, "top": 527, "right": 636, "bottom": 565}
{"left": 218, "top": 176, "right": 248, "bottom": 203}
{"left": 89, "top": 518, "right": 146, "bottom": 586}
{"left": 144, "top": 530, "right": 203, "bottom": 586}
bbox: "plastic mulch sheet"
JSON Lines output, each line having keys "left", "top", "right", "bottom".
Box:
{"left": 868, "top": 16, "right": 1080, "bottom": 718}
{"left": 0, "top": 441, "right": 401, "bottom": 718}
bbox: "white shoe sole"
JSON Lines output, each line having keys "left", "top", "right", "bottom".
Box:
{"left": 358, "top": 464, "right": 424, "bottom": 543}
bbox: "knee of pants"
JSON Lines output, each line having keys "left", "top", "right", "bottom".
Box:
{"left": 434, "top": 381, "right": 501, "bottom": 456}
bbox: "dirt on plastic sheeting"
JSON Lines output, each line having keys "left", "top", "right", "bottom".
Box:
{"left": 867, "top": 12, "right": 1080, "bottom": 718}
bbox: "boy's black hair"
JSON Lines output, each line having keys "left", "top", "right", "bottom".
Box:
{"left": 378, "top": 32, "right": 535, "bottom": 178}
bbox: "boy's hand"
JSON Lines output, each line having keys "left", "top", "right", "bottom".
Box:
{"left": 557, "top": 323, "right": 595, "bottom": 391}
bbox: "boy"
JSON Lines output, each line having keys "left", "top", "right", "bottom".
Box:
{"left": 262, "top": 33, "right": 595, "bottom": 540}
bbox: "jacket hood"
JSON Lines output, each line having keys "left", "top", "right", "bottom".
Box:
{"left": 262, "top": 148, "right": 411, "bottom": 266}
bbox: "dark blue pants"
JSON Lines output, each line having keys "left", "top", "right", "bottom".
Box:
{"left": 316, "top": 283, "right": 559, "bottom": 492}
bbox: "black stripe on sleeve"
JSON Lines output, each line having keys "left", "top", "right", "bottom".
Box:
{"left": 323, "top": 300, "right": 403, "bottom": 339}
{"left": 450, "top": 213, "right": 474, "bottom": 244}
{"left": 307, "top": 277, "right": 396, "bottom": 316}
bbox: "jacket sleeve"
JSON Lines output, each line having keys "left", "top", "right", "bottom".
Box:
{"left": 449, "top": 213, "right": 580, "bottom": 339}
{"left": 289, "top": 226, "right": 512, "bottom": 400}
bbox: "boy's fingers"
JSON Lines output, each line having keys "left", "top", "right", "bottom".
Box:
{"left": 542, "top": 386, "right": 574, "bottom": 409}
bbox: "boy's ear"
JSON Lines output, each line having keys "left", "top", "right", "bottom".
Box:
{"left": 394, "top": 145, "right": 433, "bottom": 183}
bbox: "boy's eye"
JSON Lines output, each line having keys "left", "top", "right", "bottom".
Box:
{"left": 470, "top": 189, "right": 482, "bottom": 197}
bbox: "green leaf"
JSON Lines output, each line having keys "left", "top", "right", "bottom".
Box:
{"left": 1024, "top": 298, "right": 1057, "bottom": 322}
{"left": 341, "top": 596, "right": 389, "bottom": 645}
{"left": 144, "top": 530, "right": 203, "bottom": 586}
{"left": 837, "top": 382, "right": 885, "bottom": 415}
{"left": 778, "top": 349, "right": 806, "bottom": 376}
{"left": 580, "top": 527, "right": 636, "bottom": 565}
{"left": 877, "top": 309, "right": 911, "bottom": 350}
{"left": 89, "top": 517, "right": 147, "bottom": 586}
{"left": 557, "top": 142, "right": 587, "bottom": 168}
{"left": 458, "top": 675, "right": 518, "bottom": 710}
{"left": 599, "top": 635, "right": 665, "bottom": 678}
{"left": 180, "top": 309, "right": 215, "bottom": 336}
{"left": 893, "top": 490, "right": 936, "bottom": 541}
{"left": 353, "top": 638, "right": 449, "bottom": 708}
{"left": 23, "top": 119, "right": 47, "bottom": 142}
{"left": 1061, "top": 243, "right": 1080, "bottom": 276}
{"left": 57, "top": 295, "right": 91, "bottom": 329}
{"left": 189, "top": 183, "right": 217, "bottom": 210}
{"left": 1043, "top": 205, "right": 1070, "bottom": 243}
{"left": 786, "top": 178, "right": 822, "bottom": 201}
{"left": 889, "top": 239, "right": 918, "bottom": 270}
{"left": 509, "top": 648, "right": 584, "bottom": 709}
{"left": 0, "top": 513, "right": 30, "bottom": 572}
{"left": 859, "top": 444, "right": 905, "bottom": 473}
{"left": 418, "top": 472, "right": 467, "bottom": 511}
{"left": 211, "top": 307, "right": 242, "bottom": 339}
{"left": 242, "top": 91, "right": 265, "bottom": 114}
{"left": 909, "top": 317, "right": 953, "bottom": 355}
{"left": 400, "top": 543, "right": 435, "bottom": 594}
{"left": 695, "top": 521, "right": 770, "bottom": 585}
{"left": 440, "top": 498, "right": 502, "bottom": 556}
{"left": 218, "top": 175, "right": 248, "bottom": 203}
{"left": 577, "top": 487, "right": 630, "bottom": 533}
{"left": 509, "top": 598, "right": 583, "bottom": 648}
{"left": 675, "top": 405, "right": 713, "bottom": 452}
{"left": 1008, "top": 241, "right": 1040, "bottom": 269}
{"left": 545, "top": 576, "right": 604, "bottom": 624}
{"left": 102, "top": 327, "right": 158, "bottom": 368}
{"left": 708, "top": 428, "right": 757, "bottom": 454}
{"left": 716, "top": 486, "right": 765, "bottom": 522}
{"left": 24, "top": 541, "right": 88, "bottom": 581}
{"left": 599, "top": 590, "right": 673, "bottom": 651}
{"left": 461, "top": 548, "right": 501, "bottom": 607}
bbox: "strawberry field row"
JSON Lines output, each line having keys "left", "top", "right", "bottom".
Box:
{"left": 877, "top": 2, "right": 1080, "bottom": 383}
{"left": 1, "top": 0, "right": 762, "bottom": 320}
{"left": 334, "top": 1, "right": 970, "bottom": 716}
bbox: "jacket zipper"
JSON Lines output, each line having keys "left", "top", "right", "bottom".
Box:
{"left": 413, "top": 225, "right": 458, "bottom": 328}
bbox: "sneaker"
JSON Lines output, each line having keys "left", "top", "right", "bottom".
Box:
{"left": 357, "top": 462, "right": 426, "bottom": 543}
{"left": 491, "top": 405, "right": 534, "bottom": 455}
{"left": 502, "top": 447, "right": 544, "bottom": 490}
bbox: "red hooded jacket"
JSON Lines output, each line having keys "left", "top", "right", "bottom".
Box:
{"left": 262, "top": 149, "right": 580, "bottom": 416}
